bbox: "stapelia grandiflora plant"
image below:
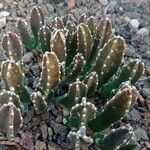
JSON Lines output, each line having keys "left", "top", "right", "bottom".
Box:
{"left": 0, "top": 6, "right": 144, "bottom": 150}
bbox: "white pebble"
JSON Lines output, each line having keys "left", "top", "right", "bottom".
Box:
{"left": 0, "top": 11, "right": 10, "bottom": 18}
{"left": 137, "top": 28, "right": 149, "bottom": 36}
{"left": 0, "top": 3, "right": 4, "bottom": 9}
{"left": 130, "top": 19, "right": 140, "bottom": 29}
{"left": 0, "top": 18, "right": 6, "bottom": 29}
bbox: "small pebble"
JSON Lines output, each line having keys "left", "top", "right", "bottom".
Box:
{"left": 0, "top": 18, "right": 6, "bottom": 29}
{"left": 46, "top": 3, "right": 54, "bottom": 13}
{"left": 119, "top": 7, "right": 123, "bottom": 11}
{"left": 99, "top": 0, "right": 108, "bottom": 6}
{"left": 137, "top": 27, "right": 149, "bottom": 36}
{"left": 124, "top": 16, "right": 131, "bottom": 23}
{"left": 48, "top": 146, "right": 56, "bottom": 150}
{"left": 0, "top": 11, "right": 10, "bottom": 18}
{"left": 35, "top": 141, "right": 46, "bottom": 150}
{"left": 48, "top": 127, "right": 53, "bottom": 140}
{"left": 4, "top": 0, "right": 13, "bottom": 5}
{"left": 130, "top": 19, "right": 140, "bottom": 29}
{"left": 125, "top": 44, "right": 136, "bottom": 57}
{"left": 145, "top": 141, "right": 150, "bottom": 149}
{"left": 110, "top": 1, "right": 117, "bottom": 7}
{"left": 40, "top": 122, "right": 48, "bottom": 140}
{"left": 0, "top": 3, "right": 4, "bottom": 9}
{"left": 38, "top": 0, "right": 43, "bottom": 4}
{"left": 142, "top": 88, "right": 150, "bottom": 99}
{"left": 22, "top": 52, "right": 34, "bottom": 63}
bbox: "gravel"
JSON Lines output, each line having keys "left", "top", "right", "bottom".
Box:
{"left": 134, "top": 128, "right": 149, "bottom": 141}
{"left": 127, "top": 108, "right": 141, "bottom": 122}
{"left": 142, "top": 88, "right": 150, "bottom": 99}
{"left": 50, "top": 121, "right": 68, "bottom": 135}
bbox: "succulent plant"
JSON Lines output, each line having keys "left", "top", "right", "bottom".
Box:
{"left": 0, "top": 102, "right": 22, "bottom": 140}
{"left": 63, "top": 84, "right": 138, "bottom": 149}
{"left": 56, "top": 79, "right": 88, "bottom": 112}
{"left": 1, "top": 32, "right": 22, "bottom": 62}
{"left": 64, "top": 97, "right": 97, "bottom": 128}
{"left": 99, "top": 60, "right": 144, "bottom": 97}
{"left": 31, "top": 91, "right": 47, "bottom": 114}
{"left": 37, "top": 51, "right": 60, "bottom": 97}
{"left": 0, "top": 6, "right": 144, "bottom": 149}
{"left": 87, "top": 84, "right": 138, "bottom": 133}
{"left": 94, "top": 125, "right": 135, "bottom": 150}
{"left": 68, "top": 125, "right": 93, "bottom": 150}
{"left": 17, "top": 6, "right": 44, "bottom": 51}
{"left": 0, "top": 89, "right": 21, "bottom": 109}
{"left": 1, "top": 60, "right": 30, "bottom": 104}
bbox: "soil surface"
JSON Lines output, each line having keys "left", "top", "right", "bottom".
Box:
{"left": 0, "top": 0, "right": 149, "bottom": 150}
